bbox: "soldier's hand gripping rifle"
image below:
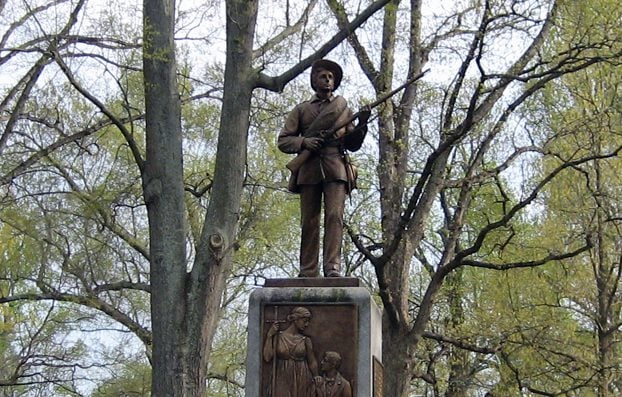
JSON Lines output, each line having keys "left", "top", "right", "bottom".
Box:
{"left": 285, "top": 69, "right": 429, "bottom": 174}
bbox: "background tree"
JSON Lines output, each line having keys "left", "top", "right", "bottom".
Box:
{"left": 526, "top": 56, "right": 622, "bottom": 397}
{"left": 467, "top": 3, "right": 622, "bottom": 395}
{"left": 329, "top": 0, "right": 622, "bottom": 395}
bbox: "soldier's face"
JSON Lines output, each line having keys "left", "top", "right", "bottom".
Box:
{"left": 314, "top": 68, "right": 335, "bottom": 92}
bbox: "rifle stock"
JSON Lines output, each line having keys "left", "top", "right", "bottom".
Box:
{"left": 286, "top": 149, "right": 312, "bottom": 172}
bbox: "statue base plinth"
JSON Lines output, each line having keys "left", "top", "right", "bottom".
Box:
{"left": 263, "top": 277, "right": 361, "bottom": 288}
{"left": 245, "top": 278, "right": 383, "bottom": 397}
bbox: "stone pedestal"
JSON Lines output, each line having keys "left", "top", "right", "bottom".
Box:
{"left": 245, "top": 278, "right": 383, "bottom": 397}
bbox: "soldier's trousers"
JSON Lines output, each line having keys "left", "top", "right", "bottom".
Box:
{"left": 298, "top": 182, "right": 346, "bottom": 277}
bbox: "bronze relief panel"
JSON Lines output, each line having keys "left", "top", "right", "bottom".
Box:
{"left": 261, "top": 304, "right": 358, "bottom": 397}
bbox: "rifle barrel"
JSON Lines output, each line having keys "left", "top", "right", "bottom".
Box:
{"left": 331, "top": 69, "right": 429, "bottom": 133}
{"left": 366, "top": 68, "right": 429, "bottom": 109}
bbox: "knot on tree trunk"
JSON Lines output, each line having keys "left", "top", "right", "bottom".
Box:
{"left": 209, "top": 232, "right": 225, "bottom": 259}
{"left": 143, "top": 177, "right": 162, "bottom": 204}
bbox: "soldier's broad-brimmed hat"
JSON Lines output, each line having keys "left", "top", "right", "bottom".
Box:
{"left": 310, "top": 59, "right": 343, "bottom": 91}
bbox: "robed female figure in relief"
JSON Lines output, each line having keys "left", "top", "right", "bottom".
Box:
{"left": 263, "top": 307, "right": 320, "bottom": 397}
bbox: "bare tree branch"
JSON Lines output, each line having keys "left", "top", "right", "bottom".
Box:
{"left": 325, "top": 0, "right": 379, "bottom": 85}
{"left": 0, "top": 291, "right": 152, "bottom": 347}
{"left": 422, "top": 331, "right": 499, "bottom": 355}
{"left": 254, "top": 0, "right": 392, "bottom": 92}
{"left": 0, "top": 0, "right": 87, "bottom": 154}
{"left": 253, "top": 0, "right": 319, "bottom": 60}
{"left": 52, "top": 50, "right": 145, "bottom": 174}
{"left": 0, "top": 112, "right": 144, "bottom": 187}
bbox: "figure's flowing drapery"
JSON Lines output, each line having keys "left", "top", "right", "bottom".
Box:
{"left": 269, "top": 332, "right": 316, "bottom": 397}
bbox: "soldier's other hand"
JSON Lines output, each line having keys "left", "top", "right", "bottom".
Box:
{"left": 302, "top": 137, "right": 323, "bottom": 151}
{"left": 358, "top": 106, "right": 371, "bottom": 124}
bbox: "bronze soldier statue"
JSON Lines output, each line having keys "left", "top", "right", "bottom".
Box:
{"left": 278, "top": 59, "right": 370, "bottom": 278}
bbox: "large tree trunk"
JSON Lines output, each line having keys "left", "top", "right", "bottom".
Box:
{"left": 382, "top": 324, "right": 415, "bottom": 397}
{"left": 375, "top": 1, "right": 427, "bottom": 395}
{"left": 594, "top": 159, "right": 618, "bottom": 397}
{"left": 142, "top": 0, "right": 187, "bottom": 395}
{"left": 182, "top": 0, "right": 259, "bottom": 395}
{"left": 143, "top": 0, "right": 258, "bottom": 395}
{"left": 445, "top": 269, "right": 469, "bottom": 397}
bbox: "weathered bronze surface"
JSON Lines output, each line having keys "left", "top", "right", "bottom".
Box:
{"left": 373, "top": 357, "right": 384, "bottom": 397}
{"left": 316, "top": 351, "right": 353, "bottom": 397}
{"left": 261, "top": 305, "right": 358, "bottom": 397}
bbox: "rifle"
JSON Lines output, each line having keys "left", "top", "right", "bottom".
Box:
{"left": 285, "top": 69, "right": 429, "bottom": 174}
